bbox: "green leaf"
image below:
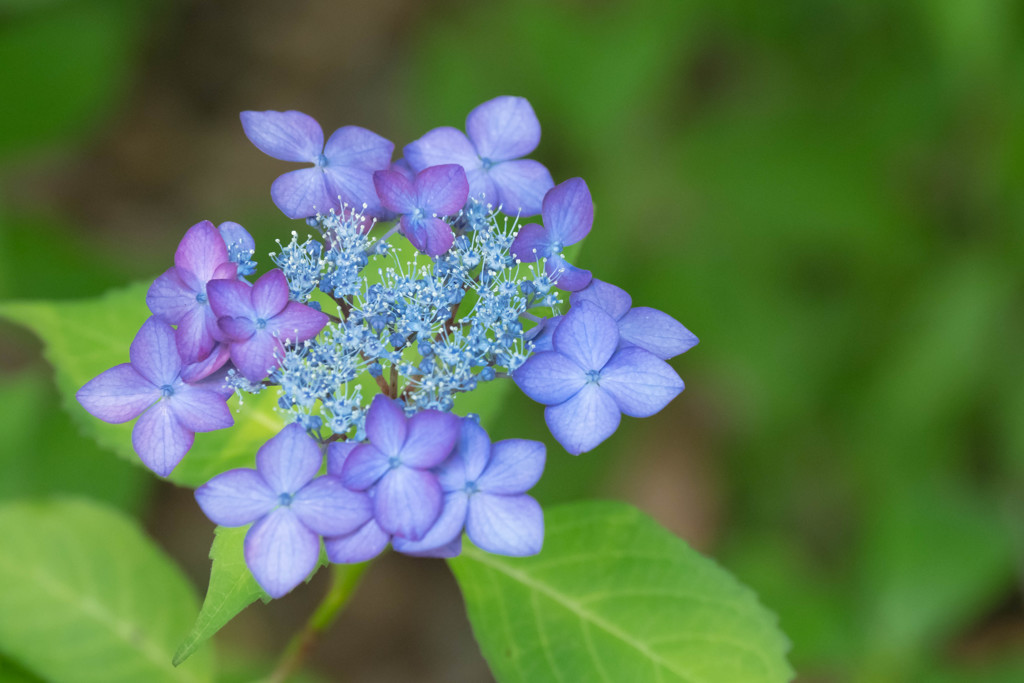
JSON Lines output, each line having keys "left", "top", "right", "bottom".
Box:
{"left": 0, "top": 283, "right": 286, "bottom": 488}
{"left": 173, "top": 526, "right": 269, "bottom": 666}
{"left": 0, "top": 498, "right": 214, "bottom": 683}
{"left": 449, "top": 501, "right": 793, "bottom": 683}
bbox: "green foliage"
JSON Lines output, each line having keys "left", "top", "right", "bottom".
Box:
{"left": 0, "top": 283, "right": 286, "bottom": 488}
{"left": 0, "top": 368, "right": 149, "bottom": 512}
{"left": 174, "top": 526, "right": 270, "bottom": 667}
{"left": 449, "top": 501, "right": 793, "bottom": 683}
{"left": 0, "top": 498, "right": 213, "bottom": 683}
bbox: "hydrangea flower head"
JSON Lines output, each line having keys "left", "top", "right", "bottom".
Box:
{"left": 241, "top": 110, "right": 394, "bottom": 220}
{"left": 76, "top": 316, "right": 234, "bottom": 476}
{"left": 404, "top": 95, "right": 554, "bottom": 216}
{"left": 195, "top": 423, "right": 371, "bottom": 597}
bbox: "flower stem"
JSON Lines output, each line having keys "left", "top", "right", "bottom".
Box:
{"left": 265, "top": 561, "right": 370, "bottom": 683}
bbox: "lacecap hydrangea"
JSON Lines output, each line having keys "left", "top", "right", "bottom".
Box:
{"left": 76, "top": 96, "right": 698, "bottom": 598}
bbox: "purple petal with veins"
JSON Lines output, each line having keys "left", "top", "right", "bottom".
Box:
{"left": 271, "top": 167, "right": 335, "bottom": 220}
{"left": 400, "top": 410, "right": 459, "bottom": 468}
{"left": 570, "top": 279, "right": 633, "bottom": 320}
{"left": 167, "top": 383, "right": 233, "bottom": 433}
{"left": 541, "top": 177, "right": 593, "bottom": 246}
{"left": 374, "top": 169, "right": 417, "bottom": 214}
{"left": 174, "top": 220, "right": 231, "bottom": 287}
{"left": 271, "top": 302, "right": 328, "bottom": 344}
{"left": 488, "top": 159, "right": 553, "bottom": 217}
{"left": 597, "top": 347, "right": 684, "bottom": 418}
{"left": 374, "top": 466, "right": 443, "bottom": 540}
{"left": 324, "top": 518, "right": 389, "bottom": 564}
{"left": 467, "top": 493, "right": 543, "bottom": 556}
{"left": 252, "top": 269, "right": 289, "bottom": 319}
{"left": 544, "top": 383, "right": 620, "bottom": 455}
{"left": 256, "top": 422, "right": 321, "bottom": 493}
{"left": 195, "top": 469, "right": 277, "bottom": 527}
{"left": 129, "top": 318, "right": 182, "bottom": 387}
{"left": 509, "top": 223, "right": 551, "bottom": 263}
{"left": 476, "top": 439, "right": 546, "bottom": 494}
{"left": 245, "top": 507, "right": 319, "bottom": 598}
{"left": 513, "top": 351, "right": 587, "bottom": 405}
{"left": 466, "top": 96, "right": 542, "bottom": 162}
{"left": 551, "top": 303, "right": 619, "bottom": 372}
{"left": 240, "top": 110, "right": 323, "bottom": 163}
{"left": 415, "top": 164, "right": 469, "bottom": 215}
{"left": 292, "top": 476, "right": 372, "bottom": 537}
{"left": 76, "top": 364, "right": 159, "bottom": 423}
{"left": 365, "top": 394, "right": 407, "bottom": 457}
{"left": 404, "top": 126, "right": 479, "bottom": 173}
{"left": 617, "top": 307, "right": 699, "bottom": 360}
{"left": 132, "top": 401, "right": 194, "bottom": 476}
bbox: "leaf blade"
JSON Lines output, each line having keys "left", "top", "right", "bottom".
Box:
{"left": 449, "top": 501, "right": 792, "bottom": 683}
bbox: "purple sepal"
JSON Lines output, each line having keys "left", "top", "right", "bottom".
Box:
{"left": 617, "top": 307, "right": 699, "bottom": 360}
{"left": 77, "top": 364, "right": 160, "bottom": 423}
{"left": 245, "top": 507, "right": 320, "bottom": 599}
{"left": 597, "top": 347, "right": 684, "bottom": 417}
{"left": 132, "top": 401, "right": 196, "bottom": 477}
{"left": 467, "top": 493, "right": 543, "bottom": 557}
{"left": 552, "top": 302, "right": 619, "bottom": 372}
{"left": 195, "top": 469, "right": 277, "bottom": 526}
{"left": 512, "top": 351, "right": 586, "bottom": 405}
{"left": 240, "top": 110, "right": 324, "bottom": 163}
{"left": 544, "top": 384, "right": 621, "bottom": 455}
{"left": 324, "top": 517, "right": 390, "bottom": 564}
{"left": 375, "top": 466, "right": 443, "bottom": 541}
{"left": 570, "top": 279, "right": 632, "bottom": 319}
{"left": 466, "top": 96, "right": 541, "bottom": 162}
{"left": 487, "top": 159, "right": 553, "bottom": 219}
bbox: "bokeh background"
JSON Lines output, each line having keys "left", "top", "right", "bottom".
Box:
{"left": 2, "top": 0, "right": 1023, "bottom": 681}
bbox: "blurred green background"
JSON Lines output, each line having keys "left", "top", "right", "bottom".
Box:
{"left": 2, "top": 0, "right": 1022, "bottom": 681}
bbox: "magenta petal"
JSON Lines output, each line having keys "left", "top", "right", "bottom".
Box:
{"left": 402, "top": 216, "right": 454, "bottom": 256}
{"left": 245, "top": 508, "right": 320, "bottom": 599}
{"left": 326, "top": 442, "right": 358, "bottom": 476}
{"left": 509, "top": 223, "right": 551, "bottom": 263}
{"left": 271, "top": 301, "right": 328, "bottom": 344}
{"left": 324, "top": 518, "right": 389, "bottom": 564}
{"left": 488, "top": 159, "right": 554, "bottom": 218}
{"left": 373, "top": 169, "right": 417, "bottom": 214}
{"left": 512, "top": 351, "right": 587, "bottom": 405}
{"left": 252, "top": 270, "right": 290, "bottom": 319}
{"left": 230, "top": 333, "right": 284, "bottom": 382}
{"left": 323, "top": 125, "right": 394, "bottom": 170}
{"left": 174, "top": 220, "right": 231, "bottom": 286}
{"left": 365, "top": 394, "right": 407, "bottom": 457}
{"left": 180, "top": 342, "right": 231, "bottom": 383}
{"left": 570, "top": 279, "right": 632, "bottom": 320}
{"left": 174, "top": 305, "right": 218, "bottom": 364}
{"left": 132, "top": 401, "right": 194, "bottom": 476}
{"left": 293, "top": 476, "right": 373, "bottom": 536}
{"left": 257, "top": 423, "right": 322, "bottom": 493}
{"left": 477, "top": 439, "right": 546, "bottom": 494}
{"left": 617, "top": 307, "right": 699, "bottom": 360}
{"left": 341, "top": 444, "right": 389, "bottom": 490}
{"left": 195, "top": 469, "right": 277, "bottom": 526}
{"left": 541, "top": 177, "right": 593, "bottom": 246}
{"left": 545, "top": 253, "right": 592, "bottom": 292}
{"left": 146, "top": 267, "right": 195, "bottom": 324}
{"left": 467, "top": 493, "right": 543, "bottom": 556}
{"left": 374, "top": 467, "right": 443, "bottom": 540}
{"left": 168, "top": 384, "right": 233, "bottom": 432}
{"left": 415, "top": 164, "right": 469, "bottom": 215}
{"left": 392, "top": 491, "right": 467, "bottom": 555}
{"left": 598, "top": 347, "right": 685, "bottom": 418}
{"left": 552, "top": 302, "right": 619, "bottom": 371}
{"left": 271, "top": 167, "right": 336, "bottom": 219}
{"left": 465, "top": 96, "right": 541, "bottom": 162}
{"left": 401, "top": 410, "right": 460, "bottom": 468}
{"left": 240, "top": 110, "right": 323, "bottom": 163}
{"left": 208, "top": 278, "right": 254, "bottom": 319}
{"left": 130, "top": 317, "right": 182, "bottom": 387}
{"left": 544, "top": 383, "right": 620, "bottom": 455}
{"left": 77, "top": 364, "right": 158, "bottom": 423}
{"left": 403, "top": 126, "right": 479, "bottom": 173}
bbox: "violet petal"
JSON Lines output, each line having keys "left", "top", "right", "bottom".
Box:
{"left": 270, "top": 301, "right": 329, "bottom": 344}
{"left": 598, "top": 347, "right": 685, "bottom": 418}
{"left": 570, "top": 279, "right": 632, "bottom": 320}
{"left": 293, "top": 476, "right": 373, "bottom": 537}
{"left": 326, "top": 441, "right": 358, "bottom": 476}
{"left": 509, "top": 223, "right": 551, "bottom": 263}
{"left": 244, "top": 507, "right": 319, "bottom": 599}
{"left": 476, "top": 439, "right": 545, "bottom": 494}
{"left": 373, "top": 169, "right": 417, "bottom": 215}
{"left": 392, "top": 491, "right": 467, "bottom": 555}
{"left": 129, "top": 317, "right": 182, "bottom": 387}
{"left": 323, "top": 125, "right": 394, "bottom": 170}
{"left": 132, "top": 401, "right": 194, "bottom": 476}
{"left": 551, "top": 302, "right": 618, "bottom": 372}
{"left": 257, "top": 423, "right": 322, "bottom": 493}
{"left": 229, "top": 332, "right": 284, "bottom": 382}
{"left": 403, "top": 126, "right": 479, "bottom": 173}
{"left": 252, "top": 269, "right": 290, "bottom": 320}
{"left": 465, "top": 96, "right": 541, "bottom": 162}
{"left": 324, "top": 518, "right": 389, "bottom": 564}
{"left": 168, "top": 384, "right": 233, "bottom": 433}
{"left": 146, "top": 267, "right": 195, "bottom": 325}
{"left": 207, "top": 278, "right": 254, "bottom": 319}
{"left": 466, "top": 493, "right": 543, "bottom": 557}
{"left": 402, "top": 215, "right": 454, "bottom": 256}
{"left": 174, "top": 220, "right": 231, "bottom": 287}
{"left": 240, "top": 110, "right": 323, "bottom": 163}
{"left": 544, "top": 252, "right": 593, "bottom": 292}
{"left": 415, "top": 164, "right": 469, "bottom": 216}
{"left": 488, "top": 159, "right": 554, "bottom": 218}
{"left": 76, "top": 364, "right": 158, "bottom": 424}
{"left": 374, "top": 467, "right": 443, "bottom": 541}
{"left": 544, "top": 383, "right": 620, "bottom": 455}
{"left": 365, "top": 394, "right": 407, "bottom": 457}
{"left": 512, "top": 351, "right": 587, "bottom": 405}
{"left": 617, "top": 307, "right": 699, "bottom": 360}
{"left": 541, "top": 177, "right": 593, "bottom": 246}
{"left": 194, "top": 469, "right": 277, "bottom": 526}
{"left": 271, "top": 167, "right": 335, "bottom": 220}
{"left": 400, "top": 409, "right": 460, "bottom": 468}
{"left": 341, "top": 443, "right": 390, "bottom": 491}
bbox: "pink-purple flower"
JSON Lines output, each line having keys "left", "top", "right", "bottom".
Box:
{"left": 373, "top": 163, "right": 469, "bottom": 255}
{"left": 510, "top": 177, "right": 594, "bottom": 291}
{"left": 207, "top": 268, "right": 328, "bottom": 383}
